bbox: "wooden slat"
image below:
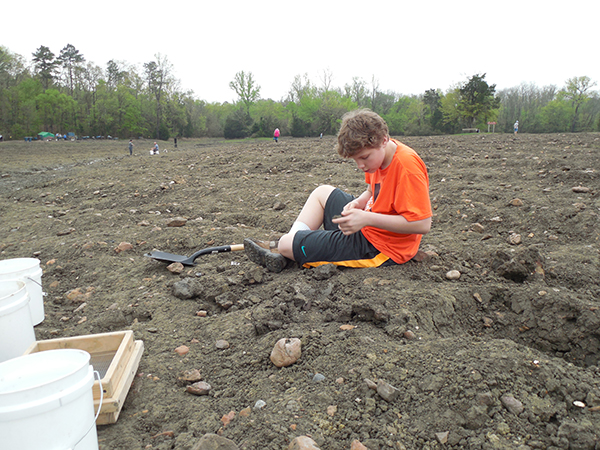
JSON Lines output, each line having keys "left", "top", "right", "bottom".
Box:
{"left": 24, "top": 331, "right": 129, "bottom": 354}
{"left": 93, "top": 331, "right": 134, "bottom": 399}
{"left": 95, "top": 340, "right": 144, "bottom": 425}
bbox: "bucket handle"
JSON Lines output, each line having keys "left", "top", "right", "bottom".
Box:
{"left": 67, "top": 370, "right": 103, "bottom": 450}
{"left": 24, "top": 275, "right": 47, "bottom": 297}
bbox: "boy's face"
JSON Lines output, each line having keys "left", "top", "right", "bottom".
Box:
{"left": 350, "top": 139, "right": 389, "bottom": 174}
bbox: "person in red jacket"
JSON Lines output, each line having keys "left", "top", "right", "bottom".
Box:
{"left": 246, "top": 109, "right": 432, "bottom": 272}
{"left": 273, "top": 128, "right": 280, "bottom": 143}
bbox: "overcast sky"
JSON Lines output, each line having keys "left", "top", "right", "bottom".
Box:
{"left": 2, "top": 0, "right": 598, "bottom": 103}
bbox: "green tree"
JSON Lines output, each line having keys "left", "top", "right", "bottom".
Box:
{"left": 314, "top": 91, "right": 353, "bottom": 136}
{"left": 229, "top": 71, "right": 260, "bottom": 117}
{"left": 561, "top": 76, "right": 597, "bottom": 132}
{"left": 0, "top": 46, "right": 11, "bottom": 90}
{"left": 94, "top": 80, "right": 117, "bottom": 136}
{"left": 0, "top": 46, "right": 27, "bottom": 89}
{"left": 16, "top": 78, "right": 44, "bottom": 136}
{"left": 423, "top": 89, "right": 443, "bottom": 132}
{"left": 144, "top": 54, "right": 173, "bottom": 139}
{"left": 405, "top": 95, "right": 429, "bottom": 135}
{"left": 204, "top": 102, "right": 233, "bottom": 137}
{"left": 368, "top": 76, "right": 380, "bottom": 111}
{"left": 0, "top": 47, "right": 31, "bottom": 137}
{"left": 439, "top": 89, "right": 462, "bottom": 133}
{"left": 106, "top": 60, "right": 127, "bottom": 90}
{"left": 224, "top": 106, "right": 252, "bottom": 139}
{"left": 287, "top": 92, "right": 321, "bottom": 137}
{"left": 287, "top": 73, "right": 315, "bottom": 103}
{"left": 579, "top": 95, "right": 600, "bottom": 131}
{"left": 35, "top": 89, "right": 76, "bottom": 132}
{"left": 457, "top": 74, "right": 500, "bottom": 128}
{"left": 539, "top": 98, "right": 572, "bottom": 132}
{"left": 32, "top": 46, "right": 58, "bottom": 90}
{"left": 57, "top": 44, "right": 85, "bottom": 96}
{"left": 371, "top": 90, "right": 396, "bottom": 116}
{"left": 165, "top": 90, "right": 188, "bottom": 138}
{"left": 319, "top": 68, "right": 334, "bottom": 94}
{"left": 344, "top": 77, "right": 369, "bottom": 107}
{"left": 115, "top": 84, "right": 143, "bottom": 137}
{"left": 181, "top": 98, "right": 207, "bottom": 137}
{"left": 383, "top": 96, "right": 414, "bottom": 135}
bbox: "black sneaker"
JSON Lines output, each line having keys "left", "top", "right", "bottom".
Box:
{"left": 244, "top": 238, "right": 287, "bottom": 273}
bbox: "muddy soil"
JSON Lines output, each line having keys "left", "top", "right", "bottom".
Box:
{"left": 1, "top": 133, "right": 599, "bottom": 450}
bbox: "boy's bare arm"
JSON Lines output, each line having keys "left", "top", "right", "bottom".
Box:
{"left": 333, "top": 209, "right": 431, "bottom": 236}
{"left": 364, "top": 212, "right": 431, "bottom": 235}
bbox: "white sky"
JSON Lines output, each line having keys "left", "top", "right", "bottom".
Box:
{"left": 2, "top": 0, "right": 598, "bottom": 103}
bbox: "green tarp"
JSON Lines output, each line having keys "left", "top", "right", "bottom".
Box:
{"left": 38, "top": 131, "right": 55, "bottom": 138}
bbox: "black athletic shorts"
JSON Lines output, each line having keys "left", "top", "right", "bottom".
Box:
{"left": 292, "top": 188, "right": 396, "bottom": 268}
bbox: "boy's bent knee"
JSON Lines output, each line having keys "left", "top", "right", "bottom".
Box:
{"left": 314, "top": 184, "right": 336, "bottom": 194}
{"left": 310, "top": 185, "right": 336, "bottom": 202}
{"left": 278, "top": 234, "right": 295, "bottom": 260}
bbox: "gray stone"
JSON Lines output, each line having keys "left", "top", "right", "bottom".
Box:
{"left": 557, "top": 421, "right": 597, "bottom": 450}
{"left": 172, "top": 278, "right": 198, "bottom": 299}
{"left": 311, "top": 264, "right": 337, "bottom": 280}
{"left": 501, "top": 395, "right": 524, "bottom": 415}
{"left": 364, "top": 378, "right": 377, "bottom": 390}
{"left": 377, "top": 379, "right": 399, "bottom": 403}
{"left": 312, "top": 373, "right": 325, "bottom": 382}
{"left": 464, "top": 405, "right": 489, "bottom": 430}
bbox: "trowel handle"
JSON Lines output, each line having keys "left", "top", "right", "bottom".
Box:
{"left": 190, "top": 243, "right": 245, "bottom": 262}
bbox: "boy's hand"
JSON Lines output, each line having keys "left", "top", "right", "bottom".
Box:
{"left": 332, "top": 209, "right": 368, "bottom": 235}
{"left": 342, "top": 199, "right": 360, "bottom": 213}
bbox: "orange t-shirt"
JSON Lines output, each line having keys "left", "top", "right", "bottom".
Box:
{"left": 361, "top": 140, "right": 431, "bottom": 264}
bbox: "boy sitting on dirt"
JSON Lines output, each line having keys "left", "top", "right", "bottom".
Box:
{"left": 245, "top": 109, "right": 432, "bottom": 272}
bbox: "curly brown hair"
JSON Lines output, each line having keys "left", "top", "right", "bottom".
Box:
{"left": 336, "top": 109, "right": 389, "bottom": 158}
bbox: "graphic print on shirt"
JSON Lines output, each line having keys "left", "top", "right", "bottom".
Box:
{"left": 365, "top": 183, "right": 381, "bottom": 212}
{"left": 373, "top": 183, "right": 381, "bottom": 202}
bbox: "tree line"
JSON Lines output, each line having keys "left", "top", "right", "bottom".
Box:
{"left": 0, "top": 44, "right": 598, "bottom": 141}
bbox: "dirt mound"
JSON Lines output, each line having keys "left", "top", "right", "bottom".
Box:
{"left": 1, "top": 134, "right": 599, "bottom": 449}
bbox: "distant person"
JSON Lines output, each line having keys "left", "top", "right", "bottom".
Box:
{"left": 273, "top": 128, "right": 280, "bottom": 143}
{"left": 320, "top": 133, "right": 323, "bottom": 139}
{"left": 128, "top": 139, "right": 134, "bottom": 156}
{"left": 514, "top": 120, "right": 519, "bottom": 135}
{"left": 174, "top": 137, "right": 178, "bottom": 148}
{"left": 244, "top": 109, "right": 432, "bottom": 273}
{"left": 150, "top": 142, "right": 159, "bottom": 155}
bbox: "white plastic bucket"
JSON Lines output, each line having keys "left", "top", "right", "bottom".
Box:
{"left": 0, "top": 349, "right": 99, "bottom": 450}
{"left": 0, "top": 280, "right": 35, "bottom": 363}
{"left": 0, "top": 258, "right": 44, "bottom": 325}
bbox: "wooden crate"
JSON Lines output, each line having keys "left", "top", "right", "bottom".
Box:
{"left": 23, "top": 330, "right": 144, "bottom": 425}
